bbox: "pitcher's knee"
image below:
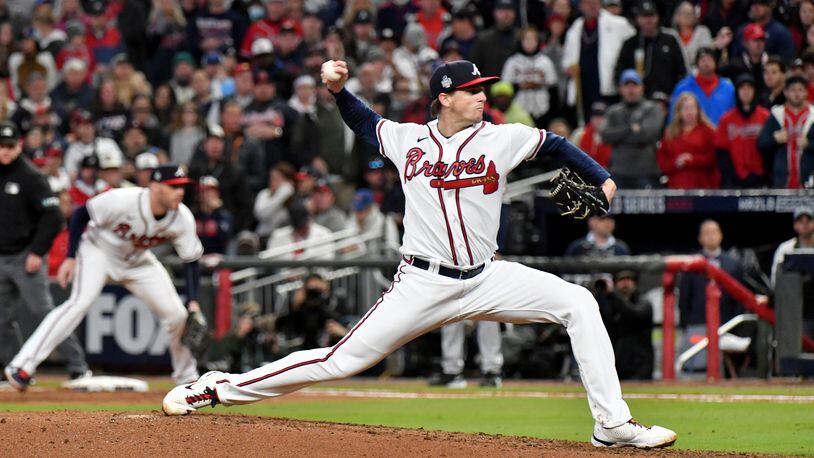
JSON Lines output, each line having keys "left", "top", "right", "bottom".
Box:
{"left": 564, "top": 284, "right": 601, "bottom": 319}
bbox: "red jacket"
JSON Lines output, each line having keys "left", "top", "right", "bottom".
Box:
{"left": 658, "top": 124, "right": 720, "bottom": 189}
{"left": 715, "top": 106, "right": 769, "bottom": 181}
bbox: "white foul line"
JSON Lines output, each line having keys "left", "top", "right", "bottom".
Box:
{"left": 299, "top": 389, "right": 814, "bottom": 403}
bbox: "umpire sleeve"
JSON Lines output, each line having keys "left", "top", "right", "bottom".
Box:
{"left": 27, "top": 175, "right": 63, "bottom": 256}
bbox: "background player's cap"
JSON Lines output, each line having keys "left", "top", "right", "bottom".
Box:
{"left": 151, "top": 164, "right": 192, "bottom": 185}
{"left": 135, "top": 152, "right": 159, "bottom": 171}
{"left": 429, "top": 60, "right": 500, "bottom": 100}
{"left": 0, "top": 122, "right": 20, "bottom": 146}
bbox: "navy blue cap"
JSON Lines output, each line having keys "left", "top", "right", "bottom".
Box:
{"left": 0, "top": 122, "right": 19, "bottom": 145}
{"left": 429, "top": 60, "right": 500, "bottom": 100}
{"left": 353, "top": 188, "right": 375, "bottom": 211}
{"left": 151, "top": 164, "right": 192, "bottom": 185}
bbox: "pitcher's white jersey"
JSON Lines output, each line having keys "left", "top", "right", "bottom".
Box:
{"left": 376, "top": 119, "right": 544, "bottom": 267}
{"left": 85, "top": 187, "right": 203, "bottom": 263}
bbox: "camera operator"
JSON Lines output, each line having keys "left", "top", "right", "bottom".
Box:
{"left": 275, "top": 273, "right": 347, "bottom": 355}
{"left": 593, "top": 270, "right": 654, "bottom": 380}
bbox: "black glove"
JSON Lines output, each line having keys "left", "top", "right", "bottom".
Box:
{"left": 181, "top": 308, "right": 210, "bottom": 361}
{"left": 548, "top": 166, "right": 610, "bottom": 220}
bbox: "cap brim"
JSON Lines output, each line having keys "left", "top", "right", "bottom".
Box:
{"left": 162, "top": 177, "right": 193, "bottom": 185}
{"left": 456, "top": 76, "right": 501, "bottom": 90}
{"left": 0, "top": 139, "right": 18, "bottom": 146}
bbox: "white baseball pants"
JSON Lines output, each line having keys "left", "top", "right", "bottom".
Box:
{"left": 213, "top": 260, "right": 632, "bottom": 427}
{"left": 440, "top": 321, "right": 503, "bottom": 375}
{"left": 10, "top": 242, "right": 198, "bottom": 384}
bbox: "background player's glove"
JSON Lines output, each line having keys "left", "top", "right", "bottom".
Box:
{"left": 548, "top": 166, "right": 610, "bottom": 220}
{"left": 181, "top": 308, "right": 210, "bottom": 361}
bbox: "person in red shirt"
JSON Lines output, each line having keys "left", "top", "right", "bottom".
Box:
{"left": 416, "top": 0, "right": 449, "bottom": 50}
{"left": 46, "top": 191, "right": 73, "bottom": 278}
{"left": 572, "top": 102, "right": 612, "bottom": 168}
{"left": 715, "top": 74, "right": 771, "bottom": 188}
{"left": 658, "top": 92, "right": 720, "bottom": 189}
{"left": 240, "top": 0, "right": 302, "bottom": 60}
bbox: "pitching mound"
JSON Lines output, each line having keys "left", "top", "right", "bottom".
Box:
{"left": 0, "top": 410, "right": 746, "bottom": 457}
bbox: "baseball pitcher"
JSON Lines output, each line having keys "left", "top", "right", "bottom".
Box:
{"left": 163, "top": 60, "right": 677, "bottom": 449}
{"left": 5, "top": 165, "right": 205, "bottom": 388}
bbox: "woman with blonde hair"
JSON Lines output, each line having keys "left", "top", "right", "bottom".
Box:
{"left": 673, "top": 1, "right": 712, "bottom": 70}
{"left": 658, "top": 92, "right": 719, "bottom": 188}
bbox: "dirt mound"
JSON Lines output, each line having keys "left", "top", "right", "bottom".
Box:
{"left": 0, "top": 411, "right": 747, "bottom": 457}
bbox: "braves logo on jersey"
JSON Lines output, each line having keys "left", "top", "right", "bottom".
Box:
{"left": 113, "top": 223, "right": 170, "bottom": 249}
{"left": 403, "top": 148, "right": 500, "bottom": 194}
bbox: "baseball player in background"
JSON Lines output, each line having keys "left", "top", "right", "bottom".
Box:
{"left": 430, "top": 321, "right": 503, "bottom": 388}
{"left": 164, "top": 60, "right": 677, "bottom": 449}
{"left": 5, "top": 165, "right": 204, "bottom": 390}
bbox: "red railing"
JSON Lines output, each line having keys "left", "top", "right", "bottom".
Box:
{"left": 662, "top": 256, "right": 814, "bottom": 380}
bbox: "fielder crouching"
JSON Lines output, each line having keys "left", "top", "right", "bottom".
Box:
{"left": 163, "top": 60, "right": 677, "bottom": 449}
{"left": 5, "top": 165, "right": 205, "bottom": 388}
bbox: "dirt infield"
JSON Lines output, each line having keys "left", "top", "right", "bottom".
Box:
{"left": 0, "top": 410, "right": 748, "bottom": 458}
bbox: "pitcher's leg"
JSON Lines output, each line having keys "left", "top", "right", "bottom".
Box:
{"left": 124, "top": 259, "right": 198, "bottom": 383}
{"left": 476, "top": 321, "right": 503, "bottom": 375}
{"left": 10, "top": 250, "right": 107, "bottom": 375}
{"left": 214, "top": 265, "right": 461, "bottom": 405}
{"left": 464, "top": 261, "right": 630, "bottom": 427}
{"left": 440, "top": 321, "right": 465, "bottom": 375}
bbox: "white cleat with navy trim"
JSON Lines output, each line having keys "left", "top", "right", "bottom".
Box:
{"left": 162, "top": 371, "right": 225, "bottom": 416}
{"left": 591, "top": 419, "right": 677, "bottom": 449}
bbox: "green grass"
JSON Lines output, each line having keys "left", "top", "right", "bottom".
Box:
{"left": 2, "top": 393, "right": 813, "bottom": 455}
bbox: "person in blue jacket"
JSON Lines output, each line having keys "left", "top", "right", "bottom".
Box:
{"left": 670, "top": 47, "right": 735, "bottom": 126}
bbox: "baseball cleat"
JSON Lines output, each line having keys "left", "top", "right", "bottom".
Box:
{"left": 4, "top": 366, "right": 33, "bottom": 392}
{"left": 479, "top": 373, "right": 502, "bottom": 388}
{"left": 428, "top": 372, "right": 467, "bottom": 389}
{"left": 591, "top": 419, "right": 677, "bottom": 449}
{"left": 162, "top": 371, "right": 224, "bottom": 415}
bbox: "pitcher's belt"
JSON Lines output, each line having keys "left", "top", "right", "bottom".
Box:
{"left": 405, "top": 256, "right": 487, "bottom": 280}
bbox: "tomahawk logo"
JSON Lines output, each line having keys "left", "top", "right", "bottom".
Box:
{"left": 471, "top": 64, "right": 480, "bottom": 76}
{"left": 175, "top": 167, "right": 184, "bottom": 177}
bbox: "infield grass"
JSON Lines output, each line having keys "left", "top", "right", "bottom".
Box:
{"left": 2, "top": 384, "right": 813, "bottom": 456}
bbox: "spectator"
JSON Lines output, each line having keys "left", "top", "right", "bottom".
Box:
{"left": 678, "top": 219, "right": 744, "bottom": 371}
{"left": 720, "top": 24, "right": 768, "bottom": 96}
{"left": 658, "top": 92, "right": 720, "bottom": 189}
{"left": 230, "top": 63, "right": 255, "bottom": 109}
{"left": 773, "top": 207, "right": 814, "bottom": 336}
{"left": 84, "top": 0, "right": 124, "bottom": 66}
{"left": 110, "top": 53, "right": 151, "bottom": 109}
{"left": 11, "top": 72, "right": 59, "bottom": 135}
{"left": 220, "top": 100, "right": 266, "bottom": 195}
{"left": 169, "top": 52, "right": 196, "bottom": 105}
{"left": 547, "top": 117, "right": 572, "bottom": 138}
{"left": 670, "top": 47, "right": 736, "bottom": 125}
{"left": 274, "top": 21, "right": 306, "bottom": 96}
{"left": 346, "top": 188, "right": 401, "bottom": 257}
{"left": 188, "top": 124, "right": 251, "bottom": 231}
{"left": 95, "top": 138, "right": 128, "bottom": 190}
{"left": 565, "top": 214, "right": 631, "bottom": 256}
{"left": 50, "top": 59, "right": 93, "bottom": 131}
{"left": 392, "top": 22, "right": 438, "bottom": 95}
{"left": 55, "top": 21, "right": 93, "bottom": 73}
{"left": 8, "top": 28, "right": 58, "bottom": 97}
{"left": 563, "top": 0, "right": 635, "bottom": 123}
{"left": 240, "top": 0, "right": 296, "bottom": 60}
{"left": 68, "top": 154, "right": 100, "bottom": 206}
{"left": 169, "top": 101, "right": 205, "bottom": 166}
{"left": 733, "top": 0, "right": 794, "bottom": 63}
{"left": 313, "top": 83, "right": 350, "bottom": 178}
{"left": 571, "top": 101, "right": 612, "bottom": 168}
{"left": 415, "top": 0, "right": 448, "bottom": 51}
{"left": 254, "top": 162, "right": 295, "bottom": 243}
{"left": 46, "top": 190, "right": 73, "bottom": 278}
{"left": 187, "top": 0, "right": 247, "bottom": 57}
{"left": 703, "top": 0, "right": 749, "bottom": 37}
{"left": 757, "top": 75, "right": 814, "bottom": 188}
{"left": 501, "top": 27, "right": 558, "bottom": 128}
{"left": 31, "top": 5, "right": 66, "bottom": 56}
{"left": 602, "top": 0, "right": 623, "bottom": 16}
{"left": 673, "top": 1, "right": 713, "bottom": 70}
{"left": 194, "top": 175, "right": 233, "bottom": 255}
{"left": 438, "top": 5, "right": 479, "bottom": 60}
{"left": 300, "top": 9, "right": 324, "bottom": 51}
{"left": 243, "top": 70, "right": 300, "bottom": 169}
{"left": 91, "top": 78, "right": 129, "bottom": 141}
{"left": 202, "top": 52, "right": 234, "bottom": 101}
{"left": 266, "top": 202, "right": 335, "bottom": 260}
{"left": 470, "top": 0, "right": 520, "bottom": 80}
{"left": 62, "top": 109, "right": 112, "bottom": 176}
{"left": 146, "top": 0, "right": 187, "bottom": 85}
{"left": 288, "top": 74, "right": 320, "bottom": 166}
{"left": 32, "top": 145, "right": 69, "bottom": 193}
{"left": 0, "top": 21, "right": 14, "bottom": 79}
{"left": 489, "top": 82, "right": 535, "bottom": 127}
{"left": 129, "top": 93, "right": 169, "bottom": 151}
{"left": 133, "top": 152, "right": 159, "bottom": 187}
{"left": 758, "top": 57, "right": 787, "bottom": 108}
{"left": 190, "top": 69, "right": 219, "bottom": 126}
{"left": 377, "top": 0, "right": 419, "bottom": 40}
{"left": 152, "top": 83, "right": 178, "bottom": 127}
{"left": 595, "top": 270, "right": 654, "bottom": 380}
{"left": 346, "top": 10, "right": 377, "bottom": 66}
{"left": 601, "top": 70, "right": 664, "bottom": 188}
{"left": 543, "top": 13, "right": 568, "bottom": 106}
{"left": 310, "top": 184, "right": 348, "bottom": 233}
{"left": 615, "top": 0, "right": 687, "bottom": 99}
{"left": 716, "top": 74, "right": 771, "bottom": 187}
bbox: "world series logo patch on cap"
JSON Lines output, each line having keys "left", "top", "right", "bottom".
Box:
{"left": 441, "top": 75, "right": 452, "bottom": 89}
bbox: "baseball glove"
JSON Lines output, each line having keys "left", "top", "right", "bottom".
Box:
{"left": 181, "top": 309, "right": 210, "bottom": 360}
{"left": 548, "top": 166, "right": 610, "bottom": 220}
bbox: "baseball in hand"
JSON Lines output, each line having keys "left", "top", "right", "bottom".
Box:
{"left": 321, "top": 60, "right": 341, "bottom": 82}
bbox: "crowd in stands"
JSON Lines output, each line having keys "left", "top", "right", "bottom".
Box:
{"left": 2, "top": 0, "right": 813, "bottom": 259}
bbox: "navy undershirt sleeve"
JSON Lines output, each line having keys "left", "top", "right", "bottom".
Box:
{"left": 66, "top": 205, "right": 91, "bottom": 258}
{"left": 539, "top": 132, "right": 611, "bottom": 185}
{"left": 331, "top": 87, "right": 382, "bottom": 148}
{"left": 184, "top": 260, "right": 200, "bottom": 304}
